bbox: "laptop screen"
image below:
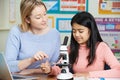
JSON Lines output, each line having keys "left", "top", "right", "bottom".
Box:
{"left": 0, "top": 53, "right": 13, "bottom": 80}
{"left": 0, "top": 53, "right": 39, "bottom": 80}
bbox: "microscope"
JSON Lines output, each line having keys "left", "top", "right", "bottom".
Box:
{"left": 56, "top": 36, "right": 73, "bottom": 80}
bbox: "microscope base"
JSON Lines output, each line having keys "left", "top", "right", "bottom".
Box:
{"left": 57, "top": 78, "right": 73, "bottom": 80}
{"left": 57, "top": 73, "right": 73, "bottom": 80}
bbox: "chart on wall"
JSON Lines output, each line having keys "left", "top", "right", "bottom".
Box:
{"left": 56, "top": 18, "right": 71, "bottom": 33}
{"left": 99, "top": 0, "right": 120, "bottom": 14}
{"left": 42, "top": 0, "right": 88, "bottom": 14}
{"left": 95, "top": 18, "right": 120, "bottom": 53}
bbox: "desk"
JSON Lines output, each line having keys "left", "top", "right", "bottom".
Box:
{"left": 21, "top": 74, "right": 120, "bottom": 80}
{"left": 25, "top": 74, "right": 56, "bottom": 80}
{"left": 88, "top": 78, "right": 120, "bottom": 80}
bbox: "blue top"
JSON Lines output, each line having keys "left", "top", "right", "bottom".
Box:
{"left": 5, "top": 25, "right": 61, "bottom": 72}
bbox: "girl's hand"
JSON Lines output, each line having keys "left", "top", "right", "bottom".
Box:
{"left": 33, "top": 51, "right": 48, "bottom": 61}
{"left": 40, "top": 61, "right": 51, "bottom": 74}
{"left": 74, "top": 72, "right": 89, "bottom": 77}
{"left": 17, "top": 68, "right": 43, "bottom": 75}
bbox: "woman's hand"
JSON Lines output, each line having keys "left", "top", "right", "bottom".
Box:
{"left": 40, "top": 61, "right": 51, "bottom": 74}
{"left": 33, "top": 51, "right": 48, "bottom": 61}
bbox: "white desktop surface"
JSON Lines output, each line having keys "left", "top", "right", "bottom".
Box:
{"left": 89, "top": 78, "right": 120, "bottom": 80}
{"left": 74, "top": 77, "right": 120, "bottom": 80}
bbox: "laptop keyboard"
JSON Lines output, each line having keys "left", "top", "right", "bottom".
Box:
{"left": 13, "top": 76, "right": 26, "bottom": 79}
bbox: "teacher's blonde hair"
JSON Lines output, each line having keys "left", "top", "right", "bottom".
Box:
{"left": 19, "top": 0, "right": 47, "bottom": 32}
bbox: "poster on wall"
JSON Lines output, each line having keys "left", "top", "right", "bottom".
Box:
{"left": 48, "top": 16, "right": 54, "bottom": 28}
{"left": 9, "top": 0, "right": 16, "bottom": 23}
{"left": 56, "top": 18, "right": 71, "bottom": 32}
{"left": 99, "top": 0, "right": 120, "bottom": 14}
{"left": 95, "top": 18, "right": 120, "bottom": 54}
{"left": 59, "top": 0, "right": 88, "bottom": 13}
{"left": 42, "top": 0, "right": 59, "bottom": 13}
{"left": 42, "top": 0, "right": 88, "bottom": 14}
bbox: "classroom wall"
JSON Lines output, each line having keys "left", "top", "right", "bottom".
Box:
{"left": 0, "top": 0, "right": 21, "bottom": 52}
{"left": 0, "top": 0, "right": 120, "bottom": 55}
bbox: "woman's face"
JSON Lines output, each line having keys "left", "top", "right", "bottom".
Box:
{"left": 72, "top": 23, "right": 90, "bottom": 45}
{"left": 28, "top": 5, "right": 48, "bottom": 30}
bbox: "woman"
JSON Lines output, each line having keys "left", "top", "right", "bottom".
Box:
{"left": 42, "top": 11, "right": 120, "bottom": 78}
{"left": 5, "top": 0, "right": 60, "bottom": 74}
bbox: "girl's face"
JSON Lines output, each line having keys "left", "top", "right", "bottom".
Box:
{"left": 72, "top": 23, "right": 91, "bottom": 45}
{"left": 27, "top": 5, "right": 48, "bottom": 31}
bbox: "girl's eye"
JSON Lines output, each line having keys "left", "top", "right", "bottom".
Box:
{"left": 72, "top": 29, "right": 84, "bottom": 33}
{"left": 79, "top": 31, "right": 83, "bottom": 33}
{"left": 72, "top": 30, "right": 76, "bottom": 33}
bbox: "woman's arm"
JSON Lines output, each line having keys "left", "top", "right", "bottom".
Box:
{"left": 5, "top": 26, "right": 36, "bottom": 72}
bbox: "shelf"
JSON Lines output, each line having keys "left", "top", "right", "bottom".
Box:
{"left": 0, "top": 27, "right": 10, "bottom": 31}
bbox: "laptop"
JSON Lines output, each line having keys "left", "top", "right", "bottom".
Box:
{"left": 0, "top": 53, "right": 38, "bottom": 80}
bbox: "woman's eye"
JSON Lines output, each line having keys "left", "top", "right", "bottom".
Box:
{"left": 44, "top": 13, "right": 47, "bottom": 16}
{"left": 35, "top": 16, "right": 41, "bottom": 19}
{"left": 36, "top": 17, "right": 40, "bottom": 19}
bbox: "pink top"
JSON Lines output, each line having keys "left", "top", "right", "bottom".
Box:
{"left": 50, "top": 42, "right": 120, "bottom": 78}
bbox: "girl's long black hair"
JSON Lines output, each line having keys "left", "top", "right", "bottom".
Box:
{"left": 69, "top": 11, "right": 103, "bottom": 66}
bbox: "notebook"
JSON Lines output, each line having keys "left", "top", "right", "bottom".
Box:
{"left": 0, "top": 53, "right": 38, "bottom": 80}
